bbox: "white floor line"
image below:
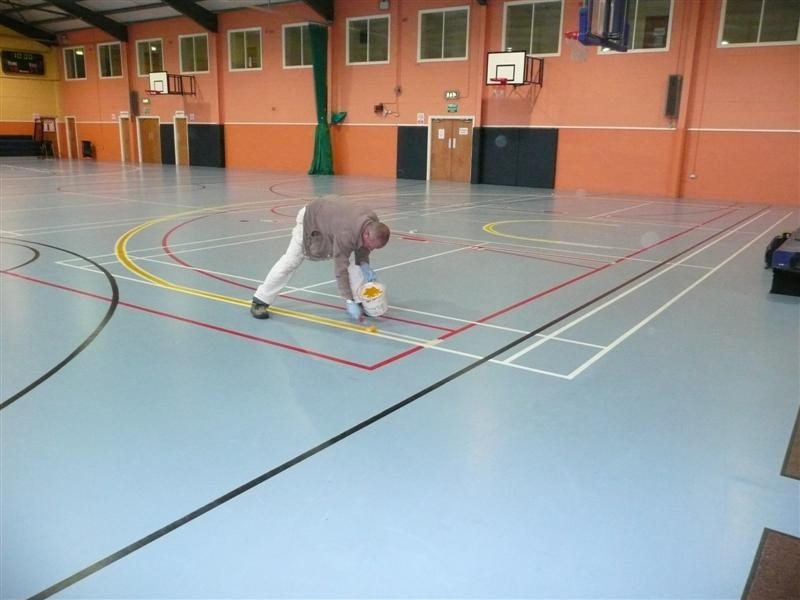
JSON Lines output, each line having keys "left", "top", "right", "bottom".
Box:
{"left": 589, "top": 201, "right": 654, "bottom": 219}
{"left": 566, "top": 212, "right": 795, "bottom": 379}
{"left": 14, "top": 216, "right": 174, "bottom": 235}
{"left": 0, "top": 199, "right": 141, "bottom": 214}
{"left": 503, "top": 210, "right": 790, "bottom": 368}
{"left": 396, "top": 229, "right": 717, "bottom": 270}
{"left": 56, "top": 256, "right": 598, "bottom": 363}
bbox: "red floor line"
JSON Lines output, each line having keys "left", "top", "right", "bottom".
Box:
{"left": 160, "top": 216, "right": 255, "bottom": 291}
{"left": 108, "top": 204, "right": 744, "bottom": 374}
{"left": 160, "top": 216, "right": 454, "bottom": 332}
{"left": 270, "top": 203, "right": 304, "bottom": 217}
{"left": 3, "top": 271, "right": 374, "bottom": 370}
{"left": 430, "top": 207, "right": 742, "bottom": 342}
{"left": 400, "top": 234, "right": 602, "bottom": 268}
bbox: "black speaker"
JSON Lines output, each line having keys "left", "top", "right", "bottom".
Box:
{"left": 665, "top": 74, "right": 683, "bottom": 119}
{"left": 129, "top": 90, "right": 139, "bottom": 116}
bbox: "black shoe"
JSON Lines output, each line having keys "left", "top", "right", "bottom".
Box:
{"left": 250, "top": 298, "right": 270, "bottom": 319}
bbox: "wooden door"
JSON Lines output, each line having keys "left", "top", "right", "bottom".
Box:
{"left": 429, "top": 118, "right": 473, "bottom": 182}
{"left": 138, "top": 117, "right": 161, "bottom": 164}
{"left": 119, "top": 116, "right": 131, "bottom": 162}
{"left": 450, "top": 119, "right": 473, "bottom": 182}
{"left": 65, "top": 116, "right": 78, "bottom": 160}
{"left": 430, "top": 119, "right": 453, "bottom": 181}
{"left": 175, "top": 117, "right": 189, "bottom": 166}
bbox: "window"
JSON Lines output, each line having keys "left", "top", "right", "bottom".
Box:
{"left": 347, "top": 15, "right": 389, "bottom": 64}
{"left": 137, "top": 39, "right": 163, "bottom": 76}
{"left": 63, "top": 46, "right": 86, "bottom": 79}
{"left": 180, "top": 34, "right": 209, "bottom": 73}
{"left": 419, "top": 7, "right": 469, "bottom": 60}
{"left": 97, "top": 42, "right": 122, "bottom": 78}
{"left": 229, "top": 28, "right": 261, "bottom": 70}
{"left": 627, "top": 0, "right": 673, "bottom": 50}
{"left": 720, "top": 0, "right": 800, "bottom": 46}
{"left": 284, "top": 23, "right": 312, "bottom": 67}
{"left": 504, "top": 1, "right": 562, "bottom": 56}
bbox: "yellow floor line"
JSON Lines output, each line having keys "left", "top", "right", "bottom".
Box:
{"left": 114, "top": 212, "right": 379, "bottom": 335}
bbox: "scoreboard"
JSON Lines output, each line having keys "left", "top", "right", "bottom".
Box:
{"left": 2, "top": 50, "right": 45, "bottom": 75}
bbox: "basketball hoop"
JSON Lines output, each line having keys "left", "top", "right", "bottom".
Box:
{"left": 145, "top": 89, "right": 165, "bottom": 96}
{"left": 565, "top": 31, "right": 588, "bottom": 63}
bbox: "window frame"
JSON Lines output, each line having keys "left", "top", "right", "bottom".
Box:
{"left": 63, "top": 46, "right": 86, "bottom": 80}
{"left": 97, "top": 41, "right": 122, "bottom": 78}
{"left": 345, "top": 14, "right": 391, "bottom": 66}
{"left": 228, "top": 27, "right": 262, "bottom": 71}
{"left": 283, "top": 22, "right": 312, "bottom": 69}
{"left": 179, "top": 33, "right": 209, "bottom": 74}
{"left": 599, "top": 0, "right": 675, "bottom": 55}
{"left": 625, "top": 0, "right": 674, "bottom": 52}
{"left": 418, "top": 5, "right": 471, "bottom": 62}
{"left": 718, "top": 0, "right": 800, "bottom": 48}
{"left": 501, "top": 0, "right": 564, "bottom": 58}
{"left": 136, "top": 38, "right": 164, "bottom": 77}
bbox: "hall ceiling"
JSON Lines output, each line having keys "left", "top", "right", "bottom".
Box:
{"left": 0, "top": 0, "right": 333, "bottom": 45}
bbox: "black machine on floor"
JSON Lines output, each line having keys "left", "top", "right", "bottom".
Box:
{"left": 765, "top": 228, "right": 800, "bottom": 296}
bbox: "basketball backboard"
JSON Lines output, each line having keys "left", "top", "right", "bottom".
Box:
{"left": 146, "top": 71, "right": 197, "bottom": 96}
{"left": 576, "top": 0, "right": 630, "bottom": 52}
{"left": 485, "top": 51, "right": 543, "bottom": 86}
{"left": 148, "top": 71, "right": 168, "bottom": 94}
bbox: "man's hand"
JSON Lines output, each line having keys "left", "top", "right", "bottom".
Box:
{"left": 360, "top": 264, "right": 376, "bottom": 282}
{"left": 345, "top": 299, "right": 363, "bottom": 320}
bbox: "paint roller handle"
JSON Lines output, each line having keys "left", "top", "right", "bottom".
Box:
{"left": 345, "top": 299, "right": 364, "bottom": 321}
{"left": 359, "top": 263, "right": 376, "bottom": 283}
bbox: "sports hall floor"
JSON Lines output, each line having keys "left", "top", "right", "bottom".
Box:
{"left": 1, "top": 156, "right": 798, "bottom": 599}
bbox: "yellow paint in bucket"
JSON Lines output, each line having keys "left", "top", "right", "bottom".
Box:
{"left": 357, "top": 281, "right": 388, "bottom": 317}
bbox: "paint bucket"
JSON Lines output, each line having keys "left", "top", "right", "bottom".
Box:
{"left": 357, "top": 281, "right": 388, "bottom": 317}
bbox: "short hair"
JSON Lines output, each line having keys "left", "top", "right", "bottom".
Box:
{"left": 366, "top": 221, "right": 390, "bottom": 247}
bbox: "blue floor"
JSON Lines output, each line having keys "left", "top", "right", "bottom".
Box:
{"left": 1, "top": 157, "right": 798, "bottom": 599}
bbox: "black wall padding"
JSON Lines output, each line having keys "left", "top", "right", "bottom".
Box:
{"left": 160, "top": 124, "right": 175, "bottom": 165}
{"left": 188, "top": 124, "right": 225, "bottom": 167}
{"left": 396, "top": 126, "right": 427, "bottom": 180}
{"left": 470, "top": 128, "right": 482, "bottom": 184}
{"left": 665, "top": 74, "right": 683, "bottom": 118}
{"left": 479, "top": 128, "right": 558, "bottom": 188}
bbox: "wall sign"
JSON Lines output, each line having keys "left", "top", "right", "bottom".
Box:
{"left": 2, "top": 50, "right": 45, "bottom": 75}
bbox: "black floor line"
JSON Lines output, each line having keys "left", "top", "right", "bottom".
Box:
{"left": 0, "top": 241, "right": 40, "bottom": 272}
{"left": 0, "top": 237, "right": 119, "bottom": 410}
{"left": 28, "top": 207, "right": 769, "bottom": 599}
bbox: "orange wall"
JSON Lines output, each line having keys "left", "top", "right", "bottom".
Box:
{"left": 225, "top": 124, "right": 314, "bottom": 171}
{"left": 331, "top": 125, "right": 397, "bottom": 178}
{"left": 681, "top": 131, "right": 799, "bottom": 204}
{"left": 217, "top": 5, "right": 318, "bottom": 124}
{"left": 55, "top": 17, "right": 222, "bottom": 162}
{"left": 15, "top": 0, "right": 798, "bottom": 205}
{"left": 331, "top": 0, "right": 486, "bottom": 125}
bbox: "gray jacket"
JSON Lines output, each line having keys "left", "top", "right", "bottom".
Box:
{"left": 302, "top": 198, "right": 378, "bottom": 299}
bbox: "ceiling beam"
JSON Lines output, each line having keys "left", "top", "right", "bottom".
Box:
{"left": 49, "top": 0, "right": 127, "bottom": 42}
{"left": 161, "top": 0, "right": 217, "bottom": 33}
{"left": 0, "top": 13, "right": 56, "bottom": 45}
{"left": 302, "top": 0, "right": 333, "bottom": 23}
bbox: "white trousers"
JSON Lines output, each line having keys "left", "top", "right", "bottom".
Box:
{"left": 254, "top": 207, "right": 306, "bottom": 304}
